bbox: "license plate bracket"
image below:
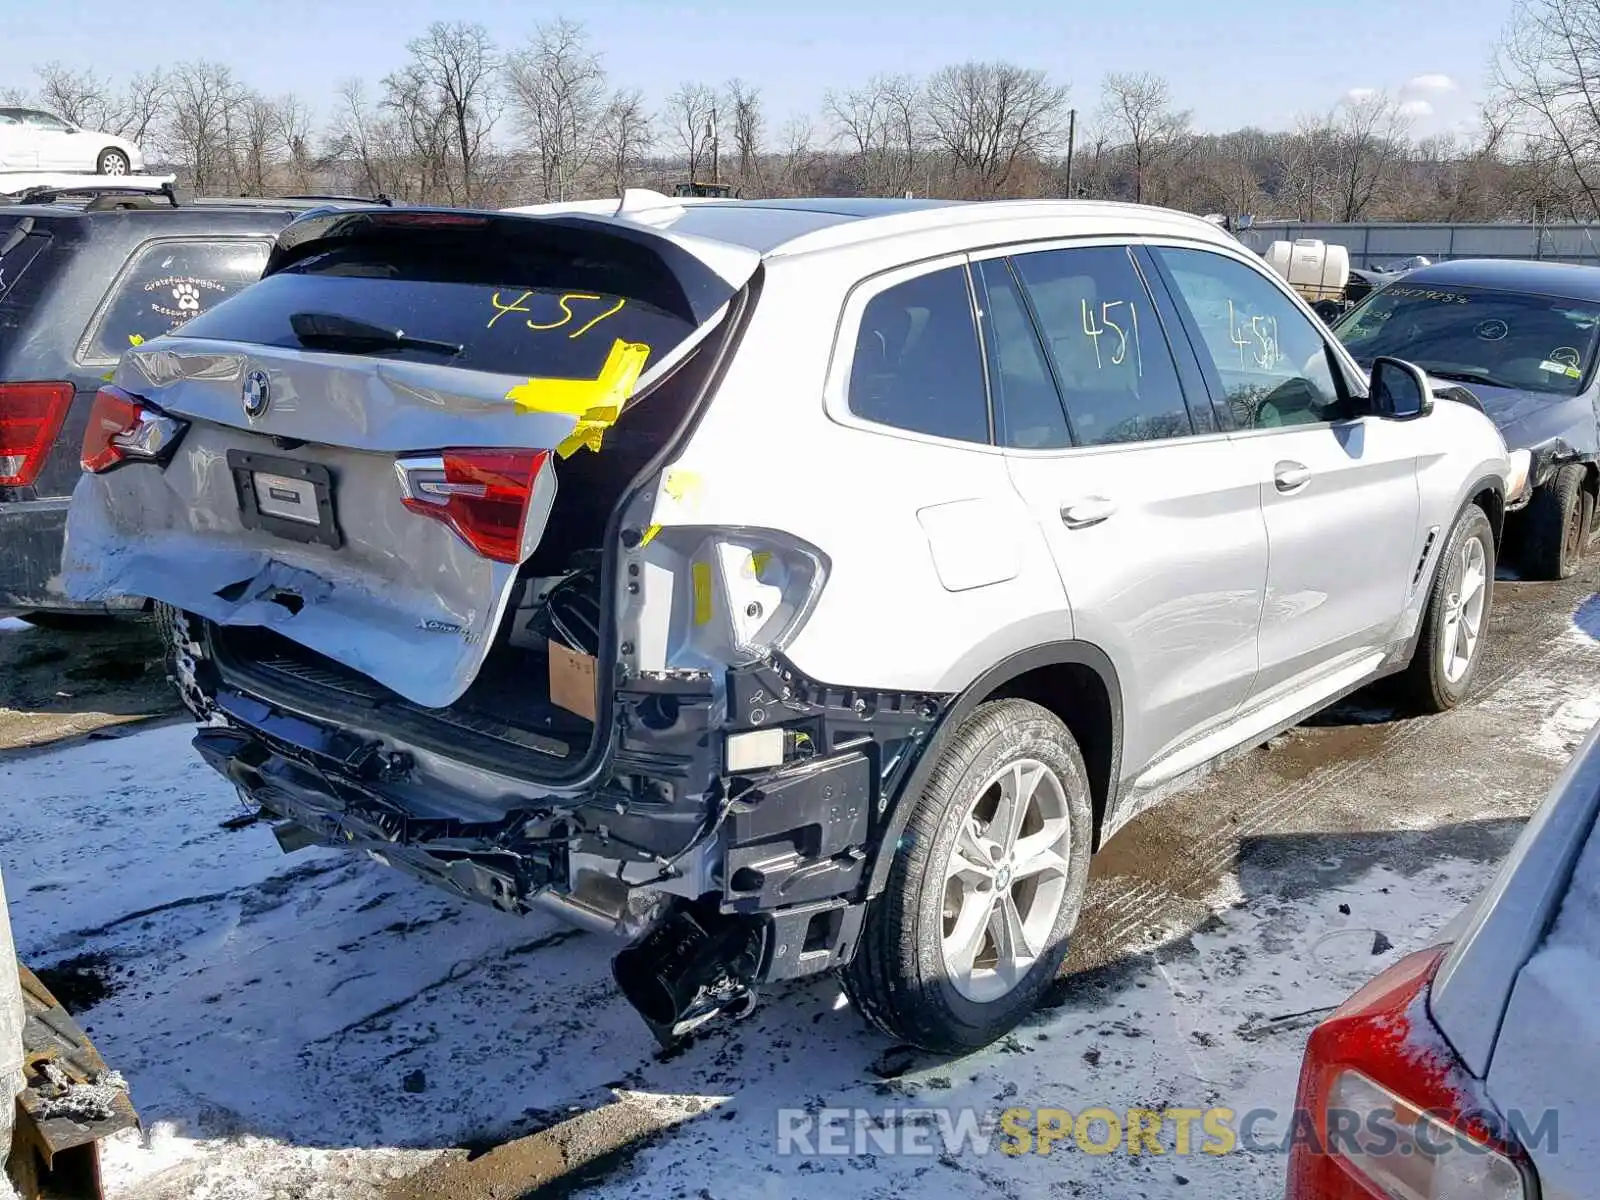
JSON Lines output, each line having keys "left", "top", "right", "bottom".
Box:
{"left": 228, "top": 449, "right": 342, "bottom": 548}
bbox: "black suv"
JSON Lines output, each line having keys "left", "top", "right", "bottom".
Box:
{"left": 0, "top": 182, "right": 378, "bottom": 623}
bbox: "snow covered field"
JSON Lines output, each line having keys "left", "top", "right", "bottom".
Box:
{"left": 2, "top": 596, "right": 1597, "bottom": 1199}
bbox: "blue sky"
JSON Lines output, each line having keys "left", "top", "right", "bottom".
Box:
{"left": 0, "top": 0, "right": 1508, "bottom": 138}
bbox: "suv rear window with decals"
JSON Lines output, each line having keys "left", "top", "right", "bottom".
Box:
{"left": 81, "top": 239, "right": 271, "bottom": 363}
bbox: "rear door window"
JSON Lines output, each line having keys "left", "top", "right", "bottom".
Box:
{"left": 1009, "top": 245, "right": 1194, "bottom": 446}
{"left": 81, "top": 239, "right": 272, "bottom": 363}
{"left": 845, "top": 265, "right": 992, "bottom": 445}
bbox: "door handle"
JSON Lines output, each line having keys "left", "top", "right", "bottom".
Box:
{"left": 1273, "top": 461, "right": 1312, "bottom": 493}
{"left": 1060, "top": 496, "right": 1117, "bottom": 528}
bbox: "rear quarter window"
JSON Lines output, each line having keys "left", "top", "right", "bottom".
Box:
{"left": 0, "top": 225, "right": 48, "bottom": 305}
{"left": 81, "top": 238, "right": 271, "bottom": 363}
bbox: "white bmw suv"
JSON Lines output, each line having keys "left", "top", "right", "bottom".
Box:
{"left": 62, "top": 195, "right": 1512, "bottom": 1052}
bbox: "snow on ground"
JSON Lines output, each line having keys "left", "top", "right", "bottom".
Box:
{"left": 0, "top": 618, "right": 31, "bottom": 634}
{"left": 0, "top": 600, "right": 1593, "bottom": 1198}
{"left": 0, "top": 733, "right": 1520, "bottom": 1199}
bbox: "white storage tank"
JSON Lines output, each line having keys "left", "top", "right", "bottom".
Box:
{"left": 1263, "top": 238, "right": 1350, "bottom": 303}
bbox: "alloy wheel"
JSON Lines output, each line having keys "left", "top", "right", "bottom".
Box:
{"left": 941, "top": 757, "right": 1073, "bottom": 1004}
{"left": 1440, "top": 533, "right": 1489, "bottom": 684}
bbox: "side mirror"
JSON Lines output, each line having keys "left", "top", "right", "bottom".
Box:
{"left": 1370, "top": 356, "right": 1433, "bottom": 420}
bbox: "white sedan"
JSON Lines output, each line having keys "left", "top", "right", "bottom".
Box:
{"left": 0, "top": 108, "right": 146, "bottom": 176}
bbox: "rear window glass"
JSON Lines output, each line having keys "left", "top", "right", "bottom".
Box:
{"left": 83, "top": 239, "right": 271, "bottom": 362}
{"left": 173, "top": 236, "right": 702, "bottom": 382}
{"left": 0, "top": 226, "right": 48, "bottom": 305}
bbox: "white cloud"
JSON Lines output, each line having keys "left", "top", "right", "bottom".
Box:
{"left": 1399, "top": 99, "right": 1435, "bottom": 118}
{"left": 1405, "top": 73, "right": 1458, "bottom": 94}
{"left": 1344, "top": 86, "right": 1379, "bottom": 103}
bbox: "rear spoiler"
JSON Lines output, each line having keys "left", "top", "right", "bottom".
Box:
{"left": 264, "top": 206, "right": 761, "bottom": 330}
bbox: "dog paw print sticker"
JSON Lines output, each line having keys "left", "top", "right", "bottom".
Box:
{"left": 172, "top": 282, "right": 201, "bottom": 312}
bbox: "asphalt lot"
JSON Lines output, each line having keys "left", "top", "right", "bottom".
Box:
{"left": 2, "top": 562, "right": 1599, "bottom": 1198}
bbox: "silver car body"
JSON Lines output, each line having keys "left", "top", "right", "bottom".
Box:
{"left": 66, "top": 197, "right": 1508, "bottom": 802}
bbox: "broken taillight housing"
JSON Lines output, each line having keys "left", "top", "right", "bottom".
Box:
{"left": 641, "top": 527, "right": 830, "bottom": 669}
{"left": 0, "top": 381, "right": 74, "bottom": 487}
{"left": 395, "top": 449, "right": 553, "bottom": 565}
{"left": 1287, "top": 946, "right": 1532, "bottom": 1200}
{"left": 80, "top": 385, "right": 188, "bottom": 474}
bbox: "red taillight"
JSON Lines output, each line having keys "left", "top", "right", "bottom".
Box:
{"left": 1287, "top": 946, "right": 1529, "bottom": 1200}
{"left": 80, "top": 385, "right": 187, "bottom": 474}
{"left": 0, "top": 382, "right": 74, "bottom": 487}
{"left": 398, "top": 449, "right": 550, "bottom": 564}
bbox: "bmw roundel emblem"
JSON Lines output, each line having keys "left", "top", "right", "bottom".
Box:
{"left": 242, "top": 369, "right": 271, "bottom": 418}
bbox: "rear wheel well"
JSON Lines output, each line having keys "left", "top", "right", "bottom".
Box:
{"left": 983, "top": 663, "right": 1115, "bottom": 849}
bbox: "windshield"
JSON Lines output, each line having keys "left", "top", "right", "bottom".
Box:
{"left": 1334, "top": 282, "right": 1600, "bottom": 397}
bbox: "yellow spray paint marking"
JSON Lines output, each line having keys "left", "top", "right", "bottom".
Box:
{"left": 750, "top": 551, "right": 772, "bottom": 578}
{"left": 487, "top": 290, "right": 627, "bottom": 338}
{"left": 503, "top": 338, "right": 650, "bottom": 459}
{"left": 638, "top": 523, "right": 662, "bottom": 548}
{"left": 691, "top": 561, "right": 714, "bottom": 626}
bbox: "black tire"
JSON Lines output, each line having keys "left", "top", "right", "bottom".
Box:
{"left": 16, "top": 611, "right": 119, "bottom": 632}
{"left": 841, "top": 698, "right": 1092, "bottom": 1054}
{"left": 96, "top": 148, "right": 130, "bottom": 176}
{"left": 1520, "top": 464, "right": 1591, "bottom": 581}
{"left": 1400, "top": 504, "right": 1494, "bottom": 714}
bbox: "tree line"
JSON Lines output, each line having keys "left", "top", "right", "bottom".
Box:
{"left": 6, "top": 1, "right": 1600, "bottom": 223}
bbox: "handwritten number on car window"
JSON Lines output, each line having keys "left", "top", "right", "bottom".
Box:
{"left": 1080, "top": 299, "right": 1142, "bottom": 373}
{"left": 1226, "top": 301, "right": 1281, "bottom": 370}
{"left": 487, "top": 290, "right": 627, "bottom": 338}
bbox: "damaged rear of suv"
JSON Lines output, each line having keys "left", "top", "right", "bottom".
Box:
{"left": 63, "top": 201, "right": 946, "bottom": 1046}
{"left": 63, "top": 196, "right": 1510, "bottom": 1054}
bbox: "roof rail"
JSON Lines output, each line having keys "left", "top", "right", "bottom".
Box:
{"left": 0, "top": 173, "right": 180, "bottom": 208}
{"left": 280, "top": 192, "right": 394, "bottom": 207}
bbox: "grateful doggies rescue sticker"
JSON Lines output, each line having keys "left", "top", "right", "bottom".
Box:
{"left": 145, "top": 275, "right": 226, "bottom": 327}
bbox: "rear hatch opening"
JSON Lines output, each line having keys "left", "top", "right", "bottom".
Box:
{"left": 62, "top": 207, "right": 761, "bottom": 780}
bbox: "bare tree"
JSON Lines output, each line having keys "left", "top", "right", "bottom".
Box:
{"left": 167, "top": 61, "right": 248, "bottom": 194}
{"left": 923, "top": 61, "right": 1068, "bottom": 195}
{"left": 774, "top": 115, "right": 823, "bottom": 195}
{"left": 725, "top": 78, "right": 765, "bottom": 193}
{"left": 238, "top": 92, "right": 279, "bottom": 194}
{"left": 1098, "top": 72, "right": 1194, "bottom": 204}
{"left": 1329, "top": 92, "right": 1412, "bottom": 221}
{"left": 275, "top": 93, "right": 317, "bottom": 193}
{"left": 393, "top": 21, "right": 501, "bottom": 204}
{"left": 596, "top": 88, "right": 653, "bottom": 196}
{"left": 1494, "top": 0, "right": 1600, "bottom": 219}
{"left": 381, "top": 60, "right": 456, "bottom": 202}
{"left": 508, "top": 19, "right": 607, "bottom": 202}
{"left": 35, "top": 63, "right": 113, "bottom": 129}
{"left": 824, "top": 73, "right": 922, "bottom": 195}
{"left": 1281, "top": 111, "right": 1336, "bottom": 220}
{"left": 666, "top": 81, "right": 716, "bottom": 180}
{"left": 114, "top": 70, "right": 170, "bottom": 149}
